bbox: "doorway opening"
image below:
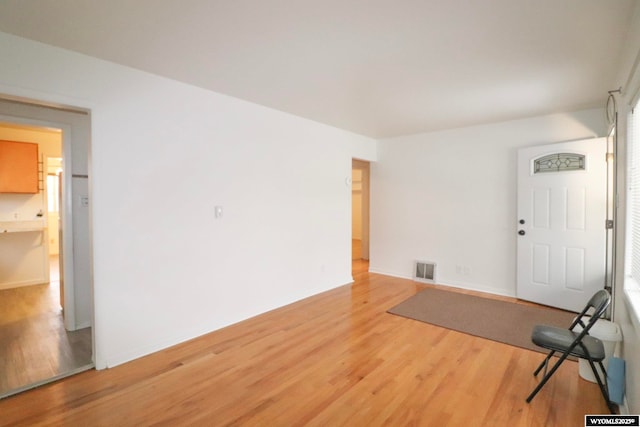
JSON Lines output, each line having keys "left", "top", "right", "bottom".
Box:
{"left": 0, "top": 98, "right": 93, "bottom": 399}
{"left": 352, "top": 159, "right": 370, "bottom": 277}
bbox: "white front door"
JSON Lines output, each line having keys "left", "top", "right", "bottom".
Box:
{"left": 516, "top": 138, "right": 606, "bottom": 312}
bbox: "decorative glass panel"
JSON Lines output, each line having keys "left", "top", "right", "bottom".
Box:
{"left": 534, "top": 153, "right": 585, "bottom": 174}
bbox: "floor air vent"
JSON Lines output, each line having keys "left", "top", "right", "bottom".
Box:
{"left": 414, "top": 261, "right": 436, "bottom": 284}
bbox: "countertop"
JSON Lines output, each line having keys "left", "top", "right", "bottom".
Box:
{"left": 0, "top": 220, "right": 46, "bottom": 233}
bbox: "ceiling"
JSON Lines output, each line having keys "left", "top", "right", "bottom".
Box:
{"left": 0, "top": 0, "right": 636, "bottom": 138}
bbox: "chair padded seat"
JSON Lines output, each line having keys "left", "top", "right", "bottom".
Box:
{"left": 531, "top": 325, "right": 606, "bottom": 360}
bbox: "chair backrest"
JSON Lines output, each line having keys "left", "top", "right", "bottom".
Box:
{"left": 570, "top": 289, "right": 611, "bottom": 332}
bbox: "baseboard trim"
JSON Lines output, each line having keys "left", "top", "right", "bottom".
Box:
{"left": 367, "top": 267, "right": 411, "bottom": 280}
{"left": 102, "top": 277, "right": 356, "bottom": 369}
{"left": 619, "top": 395, "right": 630, "bottom": 415}
{"left": 0, "top": 279, "right": 47, "bottom": 290}
{"left": 367, "top": 268, "right": 515, "bottom": 299}
{"left": 69, "top": 321, "right": 92, "bottom": 331}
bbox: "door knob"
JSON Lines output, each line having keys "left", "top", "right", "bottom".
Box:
{"left": 518, "top": 230, "right": 526, "bottom": 236}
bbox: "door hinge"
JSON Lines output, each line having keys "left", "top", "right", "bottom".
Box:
{"left": 606, "top": 152, "right": 614, "bottom": 162}
{"left": 606, "top": 219, "right": 614, "bottom": 229}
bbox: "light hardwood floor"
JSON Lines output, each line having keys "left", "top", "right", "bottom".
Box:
{"left": 0, "top": 256, "right": 92, "bottom": 398}
{"left": 0, "top": 264, "right": 609, "bottom": 426}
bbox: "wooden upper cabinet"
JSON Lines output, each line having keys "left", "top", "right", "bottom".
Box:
{"left": 0, "top": 140, "right": 39, "bottom": 194}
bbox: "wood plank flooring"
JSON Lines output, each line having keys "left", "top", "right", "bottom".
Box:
{"left": 0, "top": 265, "right": 609, "bottom": 426}
{"left": 0, "top": 256, "right": 92, "bottom": 398}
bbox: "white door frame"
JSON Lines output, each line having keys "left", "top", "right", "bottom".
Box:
{"left": 0, "top": 95, "right": 92, "bottom": 336}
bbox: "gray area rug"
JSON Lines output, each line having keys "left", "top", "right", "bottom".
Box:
{"left": 388, "top": 287, "right": 576, "bottom": 354}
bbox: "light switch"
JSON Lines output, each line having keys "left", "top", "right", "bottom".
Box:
{"left": 215, "top": 206, "right": 223, "bottom": 218}
{"left": 80, "top": 196, "right": 89, "bottom": 207}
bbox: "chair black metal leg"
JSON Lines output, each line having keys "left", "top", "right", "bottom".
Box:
{"left": 526, "top": 351, "right": 570, "bottom": 403}
{"left": 586, "top": 358, "right": 616, "bottom": 414}
{"left": 533, "top": 350, "right": 555, "bottom": 376}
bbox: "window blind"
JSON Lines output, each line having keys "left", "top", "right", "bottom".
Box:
{"left": 628, "top": 99, "right": 640, "bottom": 285}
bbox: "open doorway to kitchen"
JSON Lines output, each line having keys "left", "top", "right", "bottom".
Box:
{"left": 0, "top": 98, "right": 93, "bottom": 399}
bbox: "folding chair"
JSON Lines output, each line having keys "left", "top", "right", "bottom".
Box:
{"left": 525, "top": 289, "right": 616, "bottom": 414}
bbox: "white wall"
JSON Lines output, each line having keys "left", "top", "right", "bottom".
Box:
{"left": 0, "top": 32, "right": 377, "bottom": 368}
{"left": 371, "top": 109, "right": 605, "bottom": 296}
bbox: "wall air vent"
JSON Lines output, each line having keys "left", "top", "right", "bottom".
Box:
{"left": 414, "top": 261, "right": 436, "bottom": 284}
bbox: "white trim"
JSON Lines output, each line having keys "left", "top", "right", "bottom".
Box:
{"left": 366, "top": 267, "right": 412, "bottom": 280}
{"left": 631, "top": 85, "right": 640, "bottom": 111}
{"left": 367, "top": 268, "right": 515, "bottom": 298}
{"left": 624, "top": 54, "right": 640, "bottom": 106}
{"left": 619, "top": 396, "right": 630, "bottom": 415}
{"left": 0, "top": 279, "right": 48, "bottom": 290}
{"left": 626, "top": 49, "right": 640, "bottom": 108}
{"left": 74, "top": 320, "right": 92, "bottom": 330}
{"left": 623, "top": 277, "right": 640, "bottom": 335}
{"left": 0, "top": 86, "right": 96, "bottom": 114}
{"left": 60, "top": 124, "right": 76, "bottom": 330}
